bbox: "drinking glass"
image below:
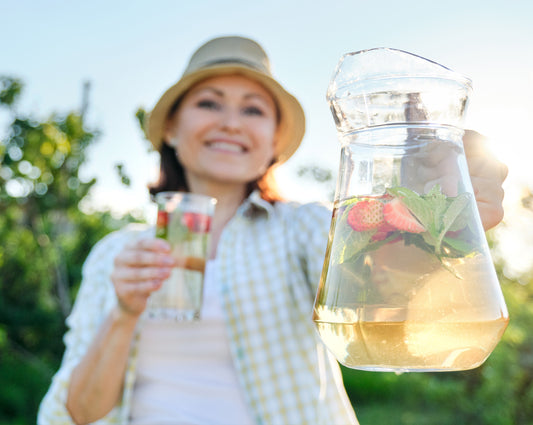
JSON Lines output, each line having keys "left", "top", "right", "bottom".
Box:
{"left": 147, "top": 192, "right": 216, "bottom": 321}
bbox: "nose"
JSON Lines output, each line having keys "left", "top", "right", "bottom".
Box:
{"left": 220, "top": 107, "right": 242, "bottom": 133}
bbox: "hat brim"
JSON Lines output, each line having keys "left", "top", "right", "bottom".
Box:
{"left": 147, "top": 64, "right": 305, "bottom": 164}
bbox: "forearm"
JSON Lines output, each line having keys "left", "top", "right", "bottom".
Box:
{"left": 66, "top": 307, "right": 139, "bottom": 425}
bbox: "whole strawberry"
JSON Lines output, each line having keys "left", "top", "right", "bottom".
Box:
{"left": 347, "top": 199, "right": 384, "bottom": 232}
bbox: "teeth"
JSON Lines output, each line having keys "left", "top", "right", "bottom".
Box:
{"left": 209, "top": 141, "right": 244, "bottom": 152}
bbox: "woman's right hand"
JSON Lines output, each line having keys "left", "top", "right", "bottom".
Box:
{"left": 110, "top": 238, "right": 176, "bottom": 318}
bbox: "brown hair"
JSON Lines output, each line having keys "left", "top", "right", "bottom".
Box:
{"left": 148, "top": 143, "right": 284, "bottom": 204}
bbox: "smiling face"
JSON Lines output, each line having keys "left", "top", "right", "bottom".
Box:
{"left": 164, "top": 74, "right": 279, "bottom": 193}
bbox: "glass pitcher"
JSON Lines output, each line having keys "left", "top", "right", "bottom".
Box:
{"left": 312, "top": 48, "right": 509, "bottom": 372}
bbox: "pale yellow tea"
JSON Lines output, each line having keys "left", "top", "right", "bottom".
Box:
{"left": 313, "top": 188, "right": 509, "bottom": 371}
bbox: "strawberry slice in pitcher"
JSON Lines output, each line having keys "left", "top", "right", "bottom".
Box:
{"left": 383, "top": 198, "right": 425, "bottom": 233}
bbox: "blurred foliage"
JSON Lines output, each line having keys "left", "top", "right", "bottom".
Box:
{"left": 0, "top": 76, "right": 138, "bottom": 424}
{"left": 1, "top": 75, "right": 533, "bottom": 424}
{"left": 135, "top": 107, "right": 149, "bottom": 141}
{"left": 0, "top": 77, "right": 23, "bottom": 107}
{"left": 115, "top": 163, "right": 131, "bottom": 187}
{"left": 521, "top": 188, "right": 533, "bottom": 210}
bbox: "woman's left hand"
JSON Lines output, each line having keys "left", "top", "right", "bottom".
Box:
{"left": 464, "top": 130, "right": 508, "bottom": 231}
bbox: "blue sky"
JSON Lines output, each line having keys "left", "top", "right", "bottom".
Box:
{"left": 1, "top": 0, "right": 532, "bottom": 217}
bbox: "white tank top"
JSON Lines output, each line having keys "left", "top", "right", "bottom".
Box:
{"left": 129, "top": 260, "right": 254, "bottom": 425}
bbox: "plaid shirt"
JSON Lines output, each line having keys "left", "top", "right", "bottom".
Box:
{"left": 38, "top": 192, "right": 358, "bottom": 425}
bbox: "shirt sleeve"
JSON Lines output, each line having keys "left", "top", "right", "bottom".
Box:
{"left": 37, "top": 225, "right": 148, "bottom": 425}
{"left": 287, "top": 202, "right": 333, "bottom": 294}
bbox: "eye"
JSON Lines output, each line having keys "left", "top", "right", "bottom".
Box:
{"left": 197, "top": 99, "right": 220, "bottom": 110}
{"left": 242, "top": 106, "right": 264, "bottom": 116}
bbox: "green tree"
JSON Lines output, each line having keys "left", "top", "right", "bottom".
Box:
{"left": 0, "top": 76, "right": 135, "bottom": 424}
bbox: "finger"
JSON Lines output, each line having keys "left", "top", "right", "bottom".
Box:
{"left": 419, "top": 142, "right": 459, "bottom": 168}
{"left": 470, "top": 176, "right": 505, "bottom": 230}
{"left": 118, "top": 279, "right": 164, "bottom": 298}
{"left": 114, "top": 249, "right": 176, "bottom": 268}
{"left": 477, "top": 201, "right": 505, "bottom": 231}
{"left": 463, "top": 129, "right": 487, "bottom": 155}
{"left": 401, "top": 142, "right": 461, "bottom": 194}
{"left": 492, "top": 160, "right": 509, "bottom": 183}
{"left": 470, "top": 173, "right": 505, "bottom": 201}
{"left": 467, "top": 156, "right": 508, "bottom": 187}
{"left": 423, "top": 175, "right": 459, "bottom": 197}
{"left": 112, "top": 266, "right": 173, "bottom": 283}
{"left": 115, "top": 280, "right": 164, "bottom": 316}
{"left": 413, "top": 159, "right": 460, "bottom": 197}
{"left": 463, "top": 130, "right": 508, "bottom": 183}
{"left": 124, "top": 237, "right": 172, "bottom": 252}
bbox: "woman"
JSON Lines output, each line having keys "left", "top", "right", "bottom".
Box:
{"left": 38, "top": 36, "right": 507, "bottom": 425}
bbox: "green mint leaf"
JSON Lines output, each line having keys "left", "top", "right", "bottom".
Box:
{"left": 426, "top": 184, "right": 443, "bottom": 197}
{"left": 447, "top": 196, "right": 474, "bottom": 232}
{"left": 337, "top": 228, "right": 373, "bottom": 264}
{"left": 442, "top": 193, "right": 471, "bottom": 233}
{"left": 403, "top": 233, "right": 435, "bottom": 255}
{"left": 433, "top": 193, "right": 471, "bottom": 254}
{"left": 442, "top": 235, "right": 475, "bottom": 256}
{"left": 421, "top": 230, "right": 438, "bottom": 250}
{"left": 427, "top": 193, "right": 447, "bottom": 234}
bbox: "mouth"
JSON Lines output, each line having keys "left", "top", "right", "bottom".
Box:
{"left": 205, "top": 140, "right": 248, "bottom": 154}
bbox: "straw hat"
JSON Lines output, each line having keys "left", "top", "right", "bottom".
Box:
{"left": 147, "top": 36, "right": 305, "bottom": 164}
